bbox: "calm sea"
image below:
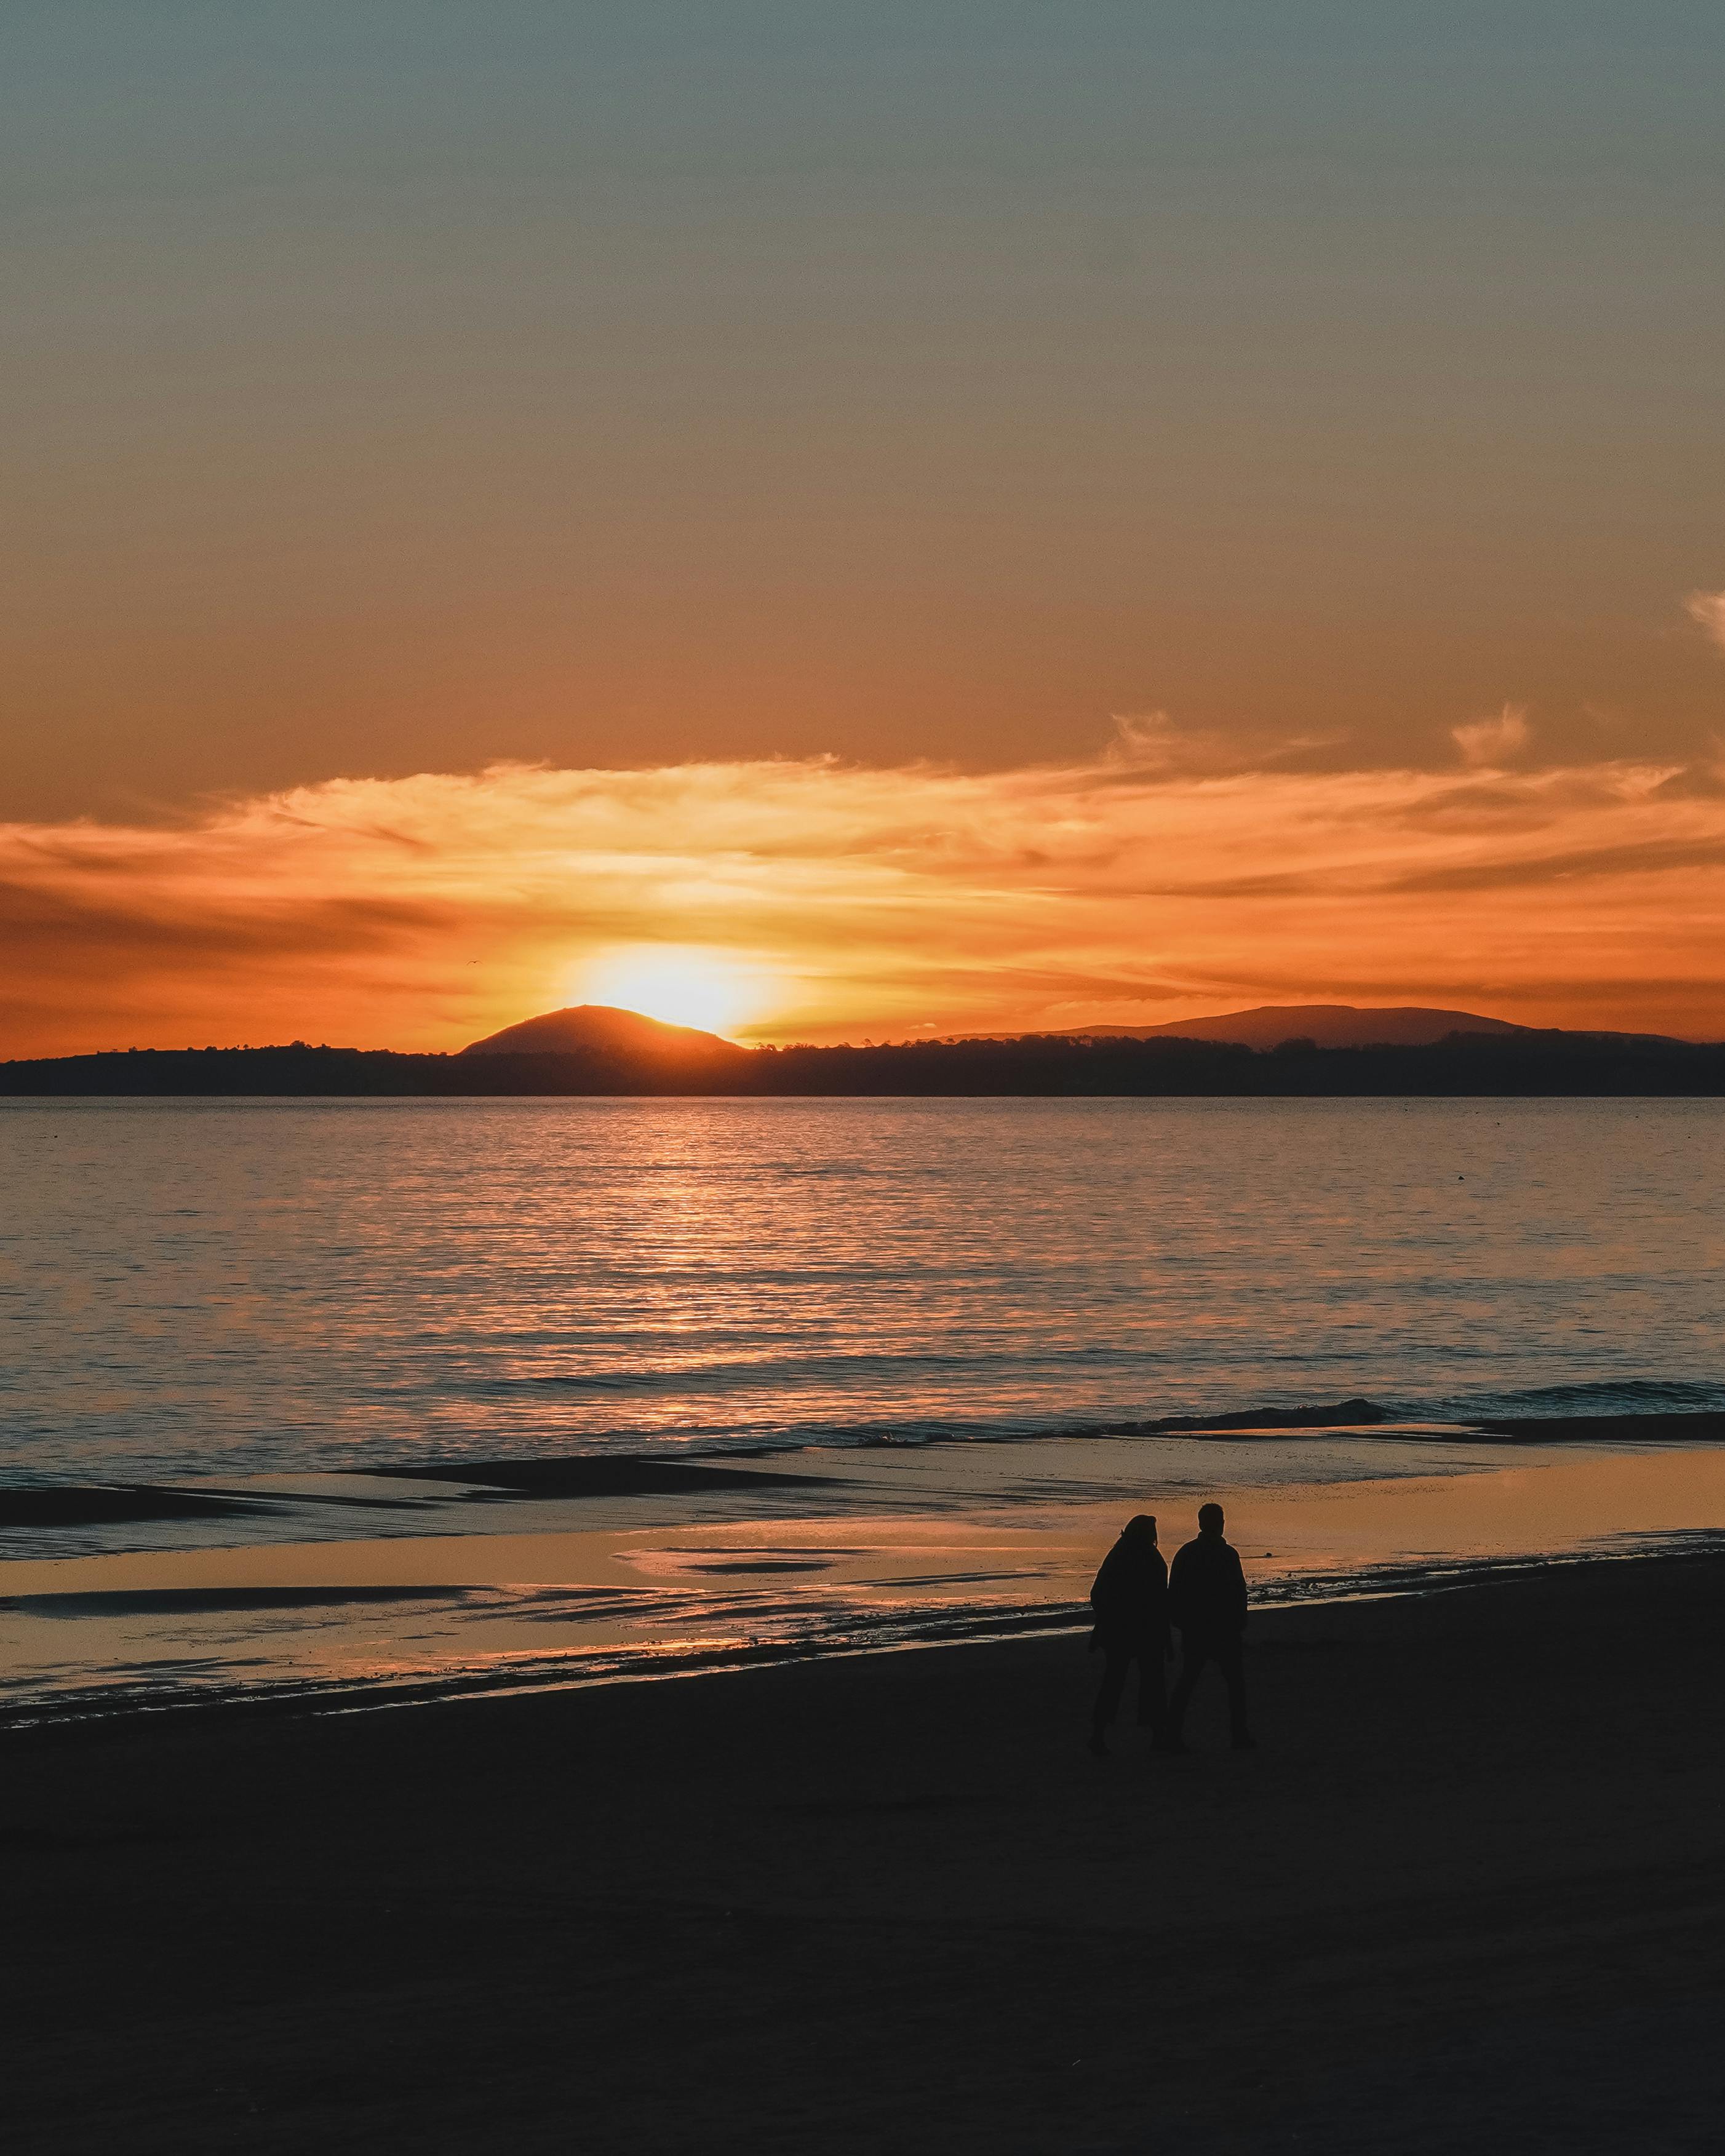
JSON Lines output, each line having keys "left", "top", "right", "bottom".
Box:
{"left": 4, "top": 1096, "right": 1722, "bottom": 1489}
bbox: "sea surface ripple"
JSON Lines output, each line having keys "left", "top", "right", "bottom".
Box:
{"left": 2, "top": 1096, "right": 1722, "bottom": 1487}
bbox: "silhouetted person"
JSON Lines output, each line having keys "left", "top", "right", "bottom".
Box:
{"left": 1087, "top": 1514, "right": 1169, "bottom": 1756}
{"left": 1164, "top": 1503, "right": 1254, "bottom": 1751}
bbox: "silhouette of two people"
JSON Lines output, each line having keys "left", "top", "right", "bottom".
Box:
{"left": 1090, "top": 1503, "right": 1255, "bottom": 1755}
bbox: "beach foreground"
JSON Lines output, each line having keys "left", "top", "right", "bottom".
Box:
{"left": 9, "top": 1553, "right": 1723, "bottom": 2154}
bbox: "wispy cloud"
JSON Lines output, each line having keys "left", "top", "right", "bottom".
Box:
{"left": 1685, "top": 589, "right": 1725, "bottom": 648}
{"left": 1451, "top": 705, "right": 1531, "bottom": 768}
{"left": 3, "top": 740, "right": 1724, "bottom": 1054}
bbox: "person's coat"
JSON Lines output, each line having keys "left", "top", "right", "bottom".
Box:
{"left": 1167, "top": 1535, "right": 1248, "bottom": 1640}
{"left": 1088, "top": 1535, "right": 1169, "bottom": 1654}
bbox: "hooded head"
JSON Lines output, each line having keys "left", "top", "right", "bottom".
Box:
{"left": 1121, "top": 1514, "right": 1158, "bottom": 1544}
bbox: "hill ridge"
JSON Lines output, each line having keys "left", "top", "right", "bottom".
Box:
{"left": 460, "top": 1004, "right": 743, "bottom": 1057}
{"left": 1037, "top": 1003, "right": 1536, "bottom": 1049}
{"left": 6, "top": 1020, "right": 1724, "bottom": 1099}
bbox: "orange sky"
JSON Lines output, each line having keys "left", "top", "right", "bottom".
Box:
{"left": 6, "top": 715, "right": 1724, "bottom": 1056}
{"left": 9, "top": 12, "right": 1725, "bottom": 1051}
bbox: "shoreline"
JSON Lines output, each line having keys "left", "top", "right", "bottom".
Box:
{"left": 5, "top": 1437, "right": 1723, "bottom": 1736}
{"left": 9, "top": 1038, "right": 1725, "bottom": 1096}
{"left": 7, "top": 1532, "right": 1721, "bottom": 1744}
{"left": 9, "top": 1547, "right": 1724, "bottom": 2152}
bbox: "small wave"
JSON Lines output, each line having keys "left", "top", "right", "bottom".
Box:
{"left": 1424, "top": 1377, "right": 1725, "bottom": 1423}
{"left": 392, "top": 1383, "right": 1725, "bottom": 1470}
{"left": 7, "top": 1387, "right": 1723, "bottom": 1547}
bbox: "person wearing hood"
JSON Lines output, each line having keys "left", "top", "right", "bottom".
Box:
{"left": 1086, "top": 1514, "right": 1170, "bottom": 1756}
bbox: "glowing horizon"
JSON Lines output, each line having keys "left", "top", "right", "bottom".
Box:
{"left": 4, "top": 720, "right": 1724, "bottom": 1061}
{"left": 568, "top": 949, "right": 774, "bottom": 1038}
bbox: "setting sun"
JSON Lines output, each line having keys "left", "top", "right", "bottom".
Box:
{"left": 572, "top": 947, "right": 762, "bottom": 1037}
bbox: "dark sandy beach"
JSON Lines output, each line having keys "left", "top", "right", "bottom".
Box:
{"left": 8, "top": 1549, "right": 1723, "bottom": 2155}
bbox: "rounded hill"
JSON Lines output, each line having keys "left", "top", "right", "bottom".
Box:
{"left": 460, "top": 1005, "right": 744, "bottom": 1057}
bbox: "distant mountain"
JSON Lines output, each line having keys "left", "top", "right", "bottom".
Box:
{"left": 460, "top": 1004, "right": 744, "bottom": 1057}
{"left": 1043, "top": 1004, "right": 1538, "bottom": 1050}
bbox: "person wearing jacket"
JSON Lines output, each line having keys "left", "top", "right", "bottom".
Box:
{"left": 1164, "top": 1502, "right": 1254, "bottom": 1751}
{"left": 1086, "top": 1514, "right": 1170, "bottom": 1756}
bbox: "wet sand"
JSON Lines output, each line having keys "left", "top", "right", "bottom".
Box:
{"left": 10, "top": 1441, "right": 1725, "bottom": 1721}
{"left": 7, "top": 1549, "right": 1724, "bottom": 2154}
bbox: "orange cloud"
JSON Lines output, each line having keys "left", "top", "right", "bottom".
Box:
{"left": 1685, "top": 589, "right": 1725, "bottom": 650}
{"left": 4, "top": 738, "right": 1725, "bottom": 1057}
{"left": 1451, "top": 705, "right": 1531, "bottom": 769}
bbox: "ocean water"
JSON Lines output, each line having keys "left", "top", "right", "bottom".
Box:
{"left": 4, "top": 1095, "right": 1723, "bottom": 1489}
{"left": 2, "top": 1094, "right": 1723, "bottom": 1721}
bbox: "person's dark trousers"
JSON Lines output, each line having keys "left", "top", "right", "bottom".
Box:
{"left": 1166, "top": 1631, "right": 1249, "bottom": 1744}
{"left": 1092, "top": 1635, "right": 1168, "bottom": 1738}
